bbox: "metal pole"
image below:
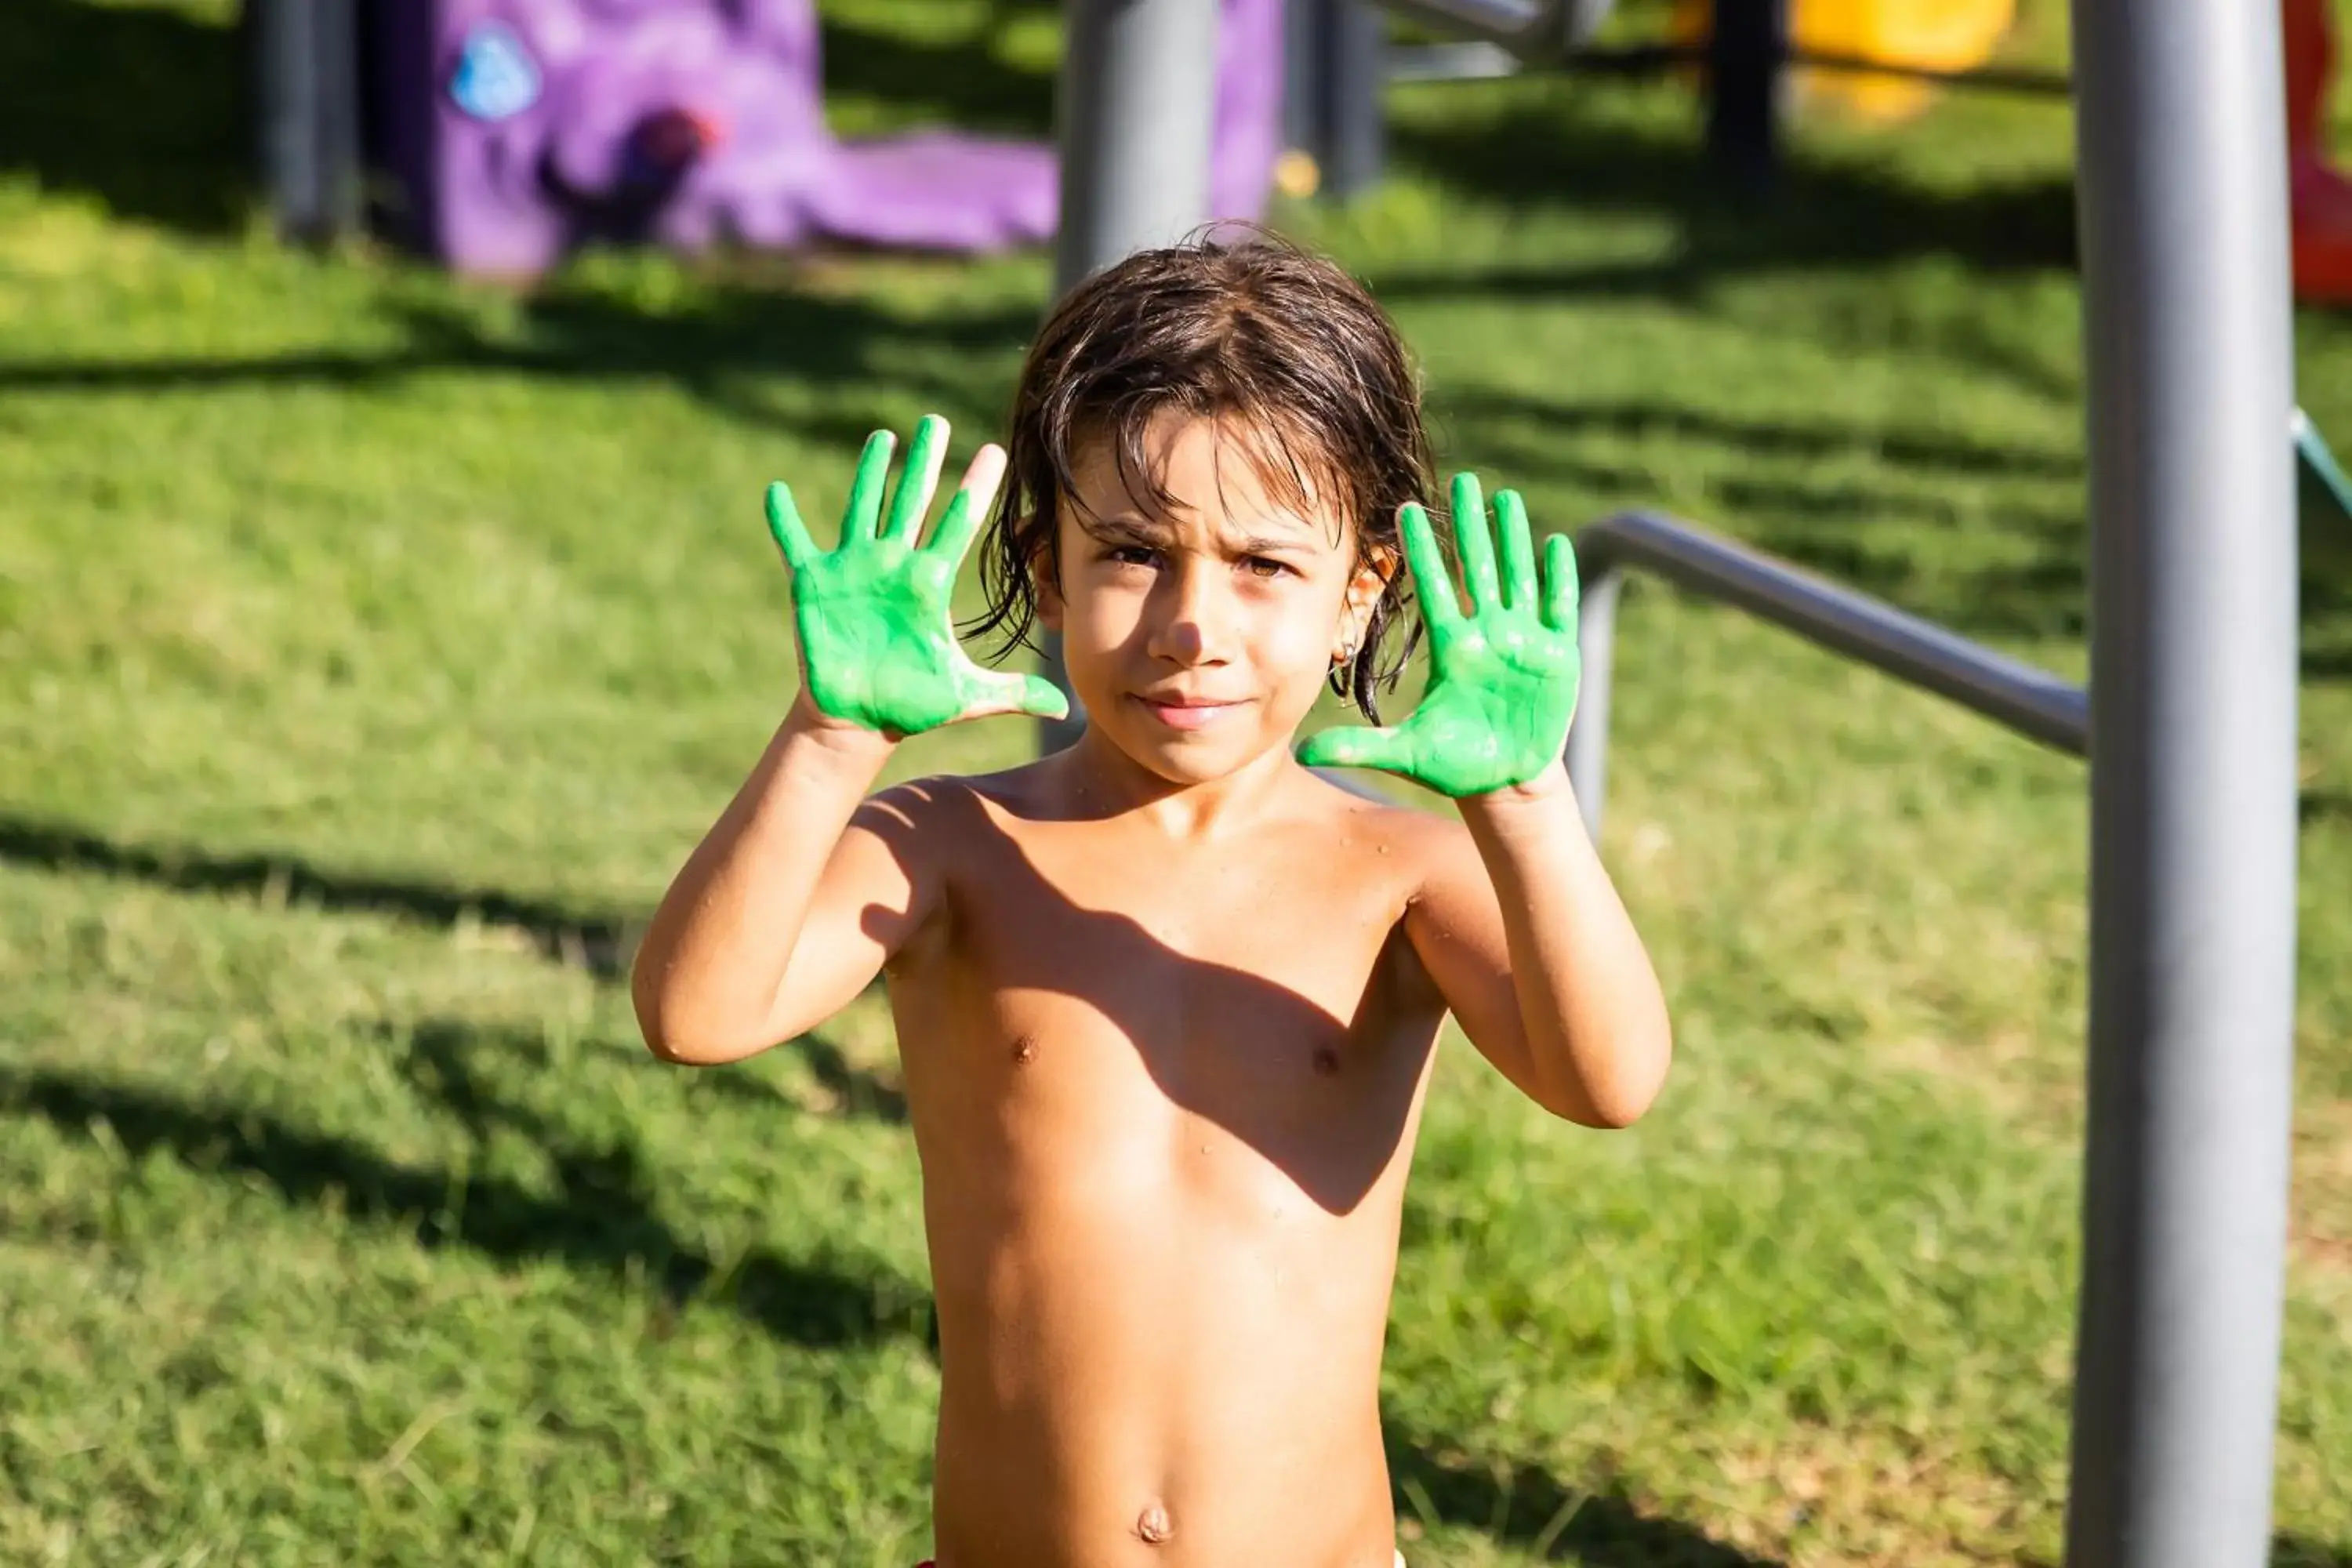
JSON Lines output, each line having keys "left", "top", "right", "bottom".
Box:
{"left": 1285, "top": 0, "right": 1388, "bottom": 201}
{"left": 1327, "top": 0, "right": 1388, "bottom": 199}
{"left": 250, "top": 0, "right": 362, "bottom": 246}
{"left": 2063, "top": 0, "right": 2299, "bottom": 1557}
{"left": 1286, "top": 0, "right": 1331, "bottom": 181}
{"left": 1040, "top": 0, "right": 1223, "bottom": 751}
{"left": 1704, "top": 0, "right": 1784, "bottom": 185}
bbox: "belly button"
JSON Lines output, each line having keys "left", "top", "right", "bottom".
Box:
{"left": 1010, "top": 1034, "right": 1037, "bottom": 1065}
{"left": 1312, "top": 1047, "right": 1341, "bottom": 1076}
{"left": 1134, "top": 1502, "right": 1174, "bottom": 1544}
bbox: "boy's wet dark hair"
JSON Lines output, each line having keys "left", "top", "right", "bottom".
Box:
{"left": 970, "top": 227, "right": 1439, "bottom": 721}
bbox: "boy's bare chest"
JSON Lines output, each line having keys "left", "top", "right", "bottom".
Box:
{"left": 891, "top": 824, "right": 1441, "bottom": 1217}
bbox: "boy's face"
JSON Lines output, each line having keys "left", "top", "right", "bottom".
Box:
{"left": 1040, "top": 410, "right": 1388, "bottom": 786}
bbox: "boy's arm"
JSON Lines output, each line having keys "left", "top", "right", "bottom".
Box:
{"left": 1298, "top": 474, "right": 1668, "bottom": 1127}
{"left": 630, "top": 417, "right": 1059, "bottom": 1067}
{"left": 1401, "top": 763, "right": 1672, "bottom": 1128}
{"left": 630, "top": 697, "right": 931, "bottom": 1066}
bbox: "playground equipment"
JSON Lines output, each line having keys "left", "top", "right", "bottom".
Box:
{"left": 252, "top": 0, "right": 1283, "bottom": 274}
{"left": 1667, "top": 0, "right": 2016, "bottom": 123}
{"left": 1050, "top": 5, "right": 2299, "bottom": 1568}
{"left": 2287, "top": 0, "right": 2352, "bottom": 303}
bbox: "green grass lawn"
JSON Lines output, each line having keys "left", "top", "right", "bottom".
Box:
{"left": 3, "top": 1, "right": 2350, "bottom": 1563}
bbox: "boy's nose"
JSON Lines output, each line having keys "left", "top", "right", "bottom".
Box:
{"left": 1145, "top": 566, "right": 1233, "bottom": 666}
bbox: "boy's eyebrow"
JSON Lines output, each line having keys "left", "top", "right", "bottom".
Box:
{"left": 1076, "top": 514, "right": 1172, "bottom": 543}
{"left": 1231, "top": 531, "right": 1319, "bottom": 557}
{"left": 1076, "top": 511, "right": 1328, "bottom": 556}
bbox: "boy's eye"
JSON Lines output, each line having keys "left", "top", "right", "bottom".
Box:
{"left": 1106, "top": 544, "right": 1159, "bottom": 567}
{"left": 1240, "top": 556, "right": 1292, "bottom": 579}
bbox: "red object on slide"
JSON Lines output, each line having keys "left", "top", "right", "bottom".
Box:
{"left": 2288, "top": 0, "right": 2352, "bottom": 302}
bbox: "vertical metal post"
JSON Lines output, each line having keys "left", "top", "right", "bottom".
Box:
{"left": 1040, "top": 0, "right": 1224, "bottom": 752}
{"left": 1326, "top": 0, "right": 1388, "bottom": 199}
{"left": 1284, "top": 0, "right": 1385, "bottom": 201}
{"left": 251, "top": 0, "right": 363, "bottom": 245}
{"left": 2063, "top": 0, "right": 2299, "bottom": 1556}
{"left": 1704, "top": 0, "right": 1784, "bottom": 185}
{"left": 1287, "top": 0, "right": 1330, "bottom": 177}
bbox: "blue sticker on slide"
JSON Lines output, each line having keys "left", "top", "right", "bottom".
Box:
{"left": 449, "top": 22, "right": 542, "bottom": 122}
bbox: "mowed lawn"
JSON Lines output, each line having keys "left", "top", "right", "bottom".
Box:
{"left": 2, "top": 1, "right": 2349, "bottom": 1563}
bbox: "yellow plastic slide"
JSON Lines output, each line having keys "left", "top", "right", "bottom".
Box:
{"left": 1672, "top": 0, "right": 2017, "bottom": 122}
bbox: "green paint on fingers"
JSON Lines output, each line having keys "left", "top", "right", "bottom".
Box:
{"left": 1296, "top": 474, "right": 1581, "bottom": 797}
{"left": 764, "top": 417, "right": 1067, "bottom": 737}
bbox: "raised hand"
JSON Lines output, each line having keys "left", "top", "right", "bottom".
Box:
{"left": 1297, "top": 473, "right": 1579, "bottom": 797}
{"left": 765, "top": 416, "right": 1067, "bottom": 737}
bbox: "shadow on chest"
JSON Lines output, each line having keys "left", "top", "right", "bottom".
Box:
{"left": 945, "top": 838, "right": 1434, "bottom": 1211}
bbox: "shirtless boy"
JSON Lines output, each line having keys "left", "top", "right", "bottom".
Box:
{"left": 631, "top": 234, "right": 1672, "bottom": 1568}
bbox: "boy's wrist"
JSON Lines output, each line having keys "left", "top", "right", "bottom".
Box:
{"left": 1458, "top": 756, "right": 1575, "bottom": 817}
{"left": 779, "top": 689, "right": 899, "bottom": 775}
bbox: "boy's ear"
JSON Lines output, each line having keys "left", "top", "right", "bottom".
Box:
{"left": 1334, "top": 543, "right": 1399, "bottom": 659}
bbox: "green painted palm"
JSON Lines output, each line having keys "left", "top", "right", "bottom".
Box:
{"left": 1298, "top": 473, "right": 1581, "bottom": 797}
{"left": 765, "top": 416, "right": 1067, "bottom": 737}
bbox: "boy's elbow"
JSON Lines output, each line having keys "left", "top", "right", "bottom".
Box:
{"left": 1552, "top": 1025, "right": 1673, "bottom": 1130}
{"left": 634, "top": 1007, "right": 699, "bottom": 1067}
{"left": 641, "top": 1022, "right": 708, "bottom": 1067}
{"left": 630, "top": 958, "right": 721, "bottom": 1066}
{"left": 631, "top": 971, "right": 787, "bottom": 1068}
{"left": 1563, "top": 1083, "right": 1657, "bottom": 1130}
{"left": 637, "top": 1014, "right": 746, "bottom": 1068}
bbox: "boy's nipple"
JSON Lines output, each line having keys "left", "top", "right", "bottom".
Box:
{"left": 1134, "top": 1501, "right": 1174, "bottom": 1544}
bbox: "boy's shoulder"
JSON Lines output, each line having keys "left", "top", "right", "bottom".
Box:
{"left": 1297, "top": 770, "right": 1475, "bottom": 869}
{"left": 848, "top": 764, "right": 1052, "bottom": 873}
{"left": 858, "top": 760, "right": 1468, "bottom": 863}
{"left": 858, "top": 760, "right": 1048, "bottom": 829}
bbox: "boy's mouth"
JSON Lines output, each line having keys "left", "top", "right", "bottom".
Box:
{"left": 1132, "top": 692, "right": 1243, "bottom": 731}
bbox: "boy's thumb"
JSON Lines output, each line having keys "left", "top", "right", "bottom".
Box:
{"left": 1014, "top": 676, "right": 1072, "bottom": 723}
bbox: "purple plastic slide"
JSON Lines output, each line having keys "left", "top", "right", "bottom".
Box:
{"left": 366, "top": 0, "right": 1285, "bottom": 275}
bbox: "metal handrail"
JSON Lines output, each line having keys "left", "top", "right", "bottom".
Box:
{"left": 1377, "top": 0, "right": 2073, "bottom": 92}
{"left": 1563, "top": 510, "right": 2089, "bottom": 834}
{"left": 1382, "top": 0, "right": 1612, "bottom": 58}
{"left": 2296, "top": 406, "right": 2352, "bottom": 525}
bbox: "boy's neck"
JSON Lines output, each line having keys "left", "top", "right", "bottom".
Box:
{"left": 1048, "top": 727, "right": 1313, "bottom": 840}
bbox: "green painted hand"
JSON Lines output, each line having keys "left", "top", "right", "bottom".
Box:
{"left": 1297, "top": 474, "right": 1580, "bottom": 797}
{"left": 765, "top": 416, "right": 1067, "bottom": 736}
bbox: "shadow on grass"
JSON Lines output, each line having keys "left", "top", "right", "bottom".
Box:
{"left": 401, "top": 1014, "right": 907, "bottom": 1128}
{"left": 1446, "top": 389, "right": 2083, "bottom": 484}
{"left": 2272, "top": 1540, "right": 2352, "bottom": 1568}
{"left": 0, "top": 0, "right": 252, "bottom": 231}
{"left": 1384, "top": 91, "right": 2078, "bottom": 273}
{"left": 1393, "top": 1425, "right": 2350, "bottom": 1566}
{"left": 1443, "top": 379, "right": 2352, "bottom": 670}
{"left": 0, "top": 1040, "right": 926, "bottom": 1350}
{"left": 0, "top": 280, "right": 1040, "bottom": 451}
{"left": 0, "top": 808, "right": 913, "bottom": 1121}
{"left": 0, "top": 810, "right": 635, "bottom": 978}
{"left": 1385, "top": 1426, "right": 1782, "bottom": 1566}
